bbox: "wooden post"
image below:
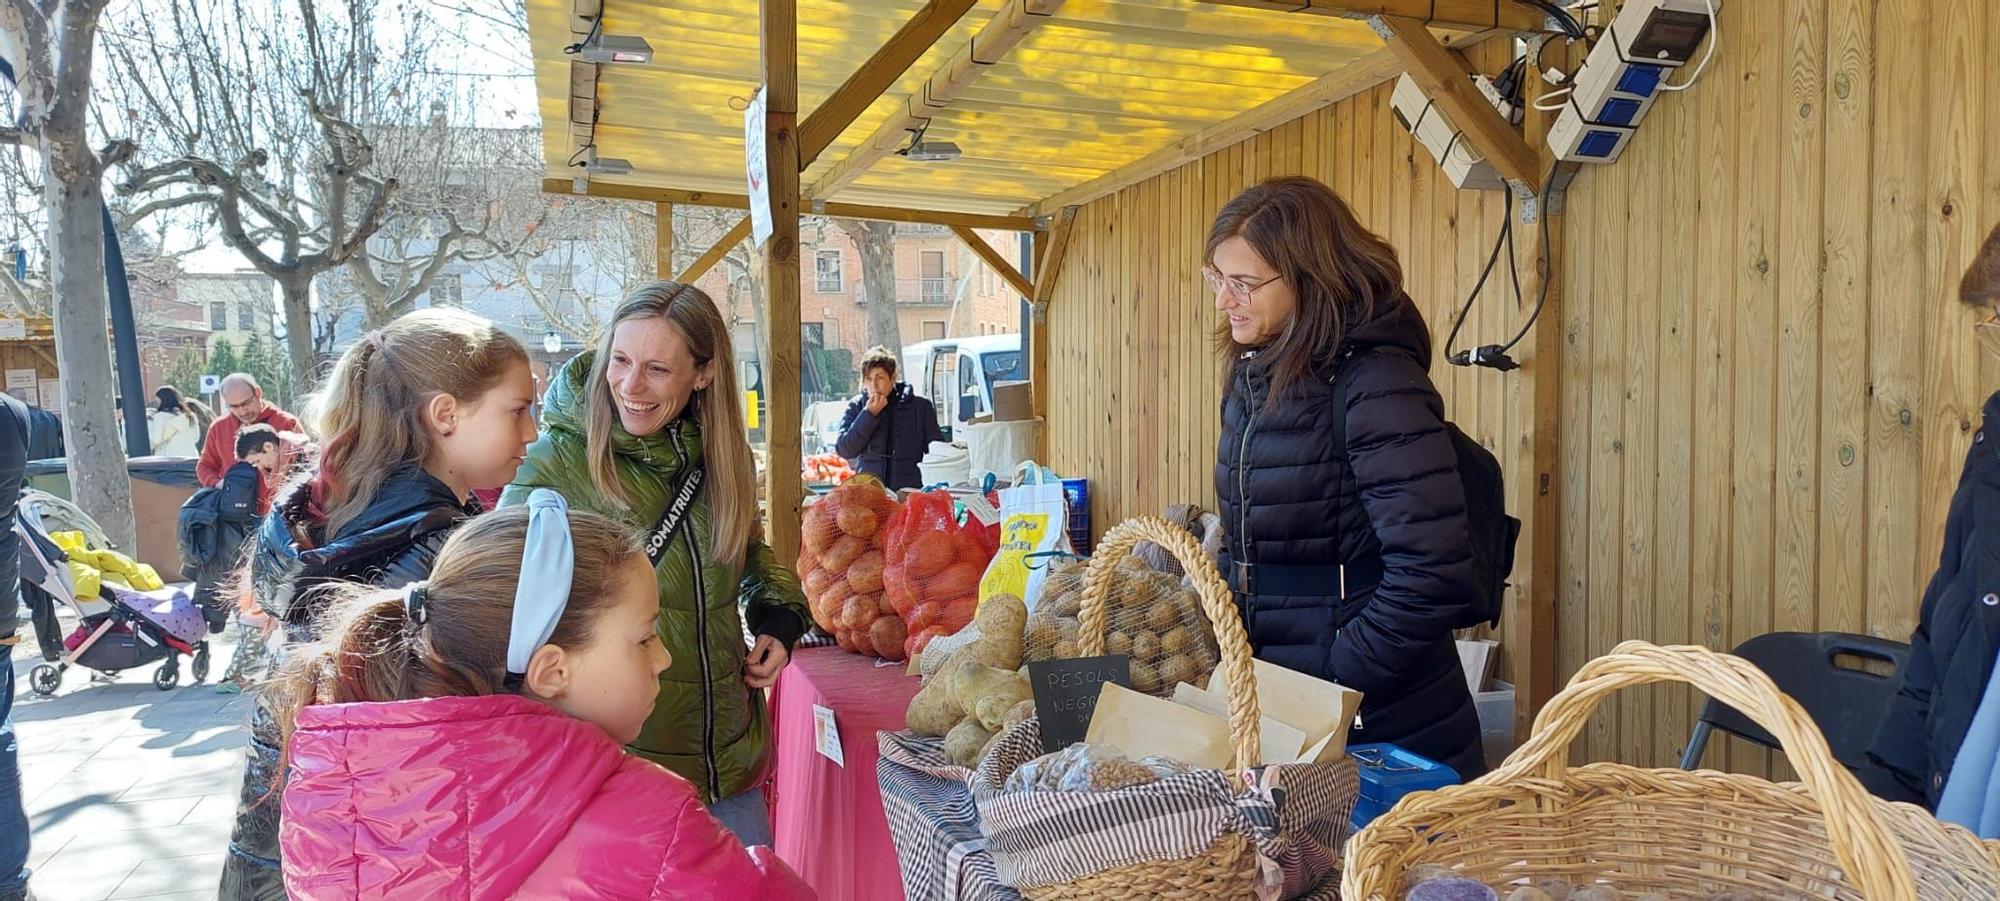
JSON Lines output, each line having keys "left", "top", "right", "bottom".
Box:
{"left": 761, "top": 0, "right": 804, "bottom": 568}
{"left": 1028, "top": 207, "right": 1077, "bottom": 460}
{"left": 1510, "top": 36, "right": 1574, "bottom": 740}
{"left": 1192, "top": 0, "right": 1550, "bottom": 33}
{"left": 656, "top": 202, "right": 674, "bottom": 279}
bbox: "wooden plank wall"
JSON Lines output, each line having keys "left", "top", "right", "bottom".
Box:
{"left": 1044, "top": 0, "right": 2000, "bottom": 776}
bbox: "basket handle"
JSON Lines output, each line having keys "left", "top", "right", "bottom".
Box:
{"left": 1485, "top": 640, "right": 1917, "bottom": 899}
{"left": 1077, "top": 516, "right": 1261, "bottom": 770}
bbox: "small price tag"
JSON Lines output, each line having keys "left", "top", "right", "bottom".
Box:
{"left": 1026, "top": 655, "right": 1131, "bottom": 754}
{"left": 813, "top": 704, "right": 844, "bottom": 767}
{"left": 961, "top": 493, "right": 1001, "bottom": 527}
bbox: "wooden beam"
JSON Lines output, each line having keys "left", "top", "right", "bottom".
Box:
{"left": 1509, "top": 35, "right": 1574, "bottom": 743}
{"left": 805, "top": 0, "right": 1066, "bottom": 201}
{"left": 1022, "top": 29, "right": 1503, "bottom": 216}
{"left": 655, "top": 202, "right": 674, "bottom": 279}
{"left": 1375, "top": 15, "right": 1541, "bottom": 187}
{"left": 1028, "top": 207, "right": 1077, "bottom": 435}
{"left": 1032, "top": 206, "right": 1077, "bottom": 305}
{"left": 798, "top": 0, "right": 977, "bottom": 169}
{"left": 761, "top": 0, "right": 805, "bottom": 569}
{"left": 1196, "top": 0, "right": 1549, "bottom": 33}
{"left": 951, "top": 226, "right": 1034, "bottom": 298}
{"left": 541, "top": 178, "right": 1037, "bottom": 232}
{"left": 676, "top": 217, "right": 751, "bottom": 285}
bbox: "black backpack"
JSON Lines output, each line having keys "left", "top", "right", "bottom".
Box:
{"left": 1332, "top": 349, "right": 1522, "bottom": 629}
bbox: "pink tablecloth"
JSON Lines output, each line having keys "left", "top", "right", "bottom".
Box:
{"left": 770, "top": 646, "right": 925, "bottom": 901}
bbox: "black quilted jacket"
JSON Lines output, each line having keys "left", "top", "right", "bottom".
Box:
{"left": 1216, "top": 292, "right": 1486, "bottom": 778}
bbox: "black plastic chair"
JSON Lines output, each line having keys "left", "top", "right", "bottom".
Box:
{"left": 1678, "top": 631, "right": 1910, "bottom": 775}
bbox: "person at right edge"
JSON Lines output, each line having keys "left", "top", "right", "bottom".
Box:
{"left": 835, "top": 345, "right": 942, "bottom": 491}
{"left": 1211, "top": 176, "right": 1487, "bottom": 779}
{"left": 1867, "top": 221, "right": 2000, "bottom": 827}
{"left": 0, "top": 393, "right": 35, "bottom": 901}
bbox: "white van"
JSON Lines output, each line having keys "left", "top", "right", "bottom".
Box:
{"left": 901, "top": 335, "right": 1023, "bottom": 437}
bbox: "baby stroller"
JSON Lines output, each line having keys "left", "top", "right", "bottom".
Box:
{"left": 18, "top": 491, "right": 211, "bottom": 695}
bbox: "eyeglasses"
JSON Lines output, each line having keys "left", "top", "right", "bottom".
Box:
{"left": 1979, "top": 309, "right": 2000, "bottom": 360}
{"left": 1203, "top": 266, "right": 1282, "bottom": 302}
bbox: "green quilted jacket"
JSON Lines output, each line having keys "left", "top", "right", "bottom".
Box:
{"left": 502, "top": 352, "right": 809, "bottom": 804}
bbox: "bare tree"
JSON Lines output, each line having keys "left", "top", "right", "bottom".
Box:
{"left": 0, "top": 0, "right": 140, "bottom": 550}
{"left": 108, "top": 0, "right": 432, "bottom": 388}
{"left": 836, "top": 219, "right": 901, "bottom": 356}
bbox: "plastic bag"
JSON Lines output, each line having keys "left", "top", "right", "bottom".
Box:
{"left": 1133, "top": 503, "right": 1225, "bottom": 587}
{"left": 1023, "top": 555, "right": 1219, "bottom": 698}
{"left": 1001, "top": 741, "right": 1192, "bottom": 793}
{"left": 798, "top": 476, "right": 907, "bottom": 659}
{"left": 884, "top": 489, "right": 997, "bottom": 658}
{"left": 978, "top": 462, "right": 1074, "bottom": 613}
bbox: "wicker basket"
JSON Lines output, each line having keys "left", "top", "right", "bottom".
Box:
{"left": 1017, "top": 515, "right": 1265, "bottom": 899}
{"left": 1343, "top": 641, "right": 2000, "bottom": 900}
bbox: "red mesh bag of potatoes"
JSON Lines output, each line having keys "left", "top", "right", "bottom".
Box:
{"left": 797, "top": 476, "right": 908, "bottom": 660}
{"left": 883, "top": 490, "right": 997, "bottom": 659}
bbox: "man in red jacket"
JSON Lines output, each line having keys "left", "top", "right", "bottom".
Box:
{"left": 198, "top": 374, "right": 303, "bottom": 508}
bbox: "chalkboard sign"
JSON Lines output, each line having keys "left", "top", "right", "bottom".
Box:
{"left": 1026, "top": 655, "right": 1131, "bottom": 754}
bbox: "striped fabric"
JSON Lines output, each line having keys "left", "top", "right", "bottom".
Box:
{"left": 970, "top": 720, "right": 1359, "bottom": 898}
{"left": 878, "top": 731, "right": 1024, "bottom": 901}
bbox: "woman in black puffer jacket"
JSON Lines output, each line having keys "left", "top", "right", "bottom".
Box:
{"left": 219, "top": 310, "right": 539, "bottom": 900}
{"left": 1210, "top": 176, "right": 1485, "bottom": 778}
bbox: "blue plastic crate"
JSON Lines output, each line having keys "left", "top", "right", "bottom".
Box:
{"left": 1062, "top": 477, "right": 1091, "bottom": 554}
{"left": 1347, "top": 743, "right": 1460, "bottom": 831}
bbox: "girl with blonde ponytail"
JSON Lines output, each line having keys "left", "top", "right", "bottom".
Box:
{"left": 504, "top": 281, "right": 810, "bottom": 845}
{"left": 221, "top": 308, "right": 540, "bottom": 900}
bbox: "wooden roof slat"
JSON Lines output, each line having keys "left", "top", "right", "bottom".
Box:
{"left": 804, "top": 0, "right": 1069, "bottom": 201}
{"left": 1194, "top": 0, "right": 1548, "bottom": 33}
{"left": 543, "top": 177, "right": 1039, "bottom": 230}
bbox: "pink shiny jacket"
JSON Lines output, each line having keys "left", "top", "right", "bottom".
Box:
{"left": 280, "top": 694, "right": 815, "bottom": 900}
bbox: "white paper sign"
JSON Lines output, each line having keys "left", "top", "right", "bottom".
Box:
{"left": 813, "top": 704, "right": 843, "bottom": 767}
{"left": 36, "top": 380, "right": 58, "bottom": 410}
{"left": 200, "top": 374, "right": 222, "bottom": 394}
{"left": 6, "top": 387, "right": 35, "bottom": 408}
{"left": 4, "top": 369, "right": 35, "bottom": 390}
{"left": 744, "top": 86, "right": 773, "bottom": 249}
{"left": 0, "top": 319, "right": 25, "bottom": 340}
{"left": 961, "top": 492, "right": 1000, "bottom": 527}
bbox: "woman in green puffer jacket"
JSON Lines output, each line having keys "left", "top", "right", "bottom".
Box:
{"left": 502, "top": 282, "right": 809, "bottom": 845}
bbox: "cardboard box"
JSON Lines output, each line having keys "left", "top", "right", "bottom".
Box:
{"left": 990, "top": 380, "right": 1033, "bottom": 422}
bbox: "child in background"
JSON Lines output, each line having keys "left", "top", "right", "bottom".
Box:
{"left": 273, "top": 492, "right": 813, "bottom": 900}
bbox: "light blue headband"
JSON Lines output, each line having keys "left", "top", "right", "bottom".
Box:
{"left": 507, "top": 488, "right": 575, "bottom": 687}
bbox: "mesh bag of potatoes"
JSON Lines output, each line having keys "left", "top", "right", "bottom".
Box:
{"left": 1023, "top": 553, "right": 1221, "bottom": 697}
{"left": 798, "top": 476, "right": 908, "bottom": 660}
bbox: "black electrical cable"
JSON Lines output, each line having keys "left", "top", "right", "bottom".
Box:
{"left": 1444, "top": 191, "right": 1514, "bottom": 362}
{"left": 563, "top": 15, "right": 604, "bottom": 55}
{"left": 1496, "top": 187, "right": 1556, "bottom": 355}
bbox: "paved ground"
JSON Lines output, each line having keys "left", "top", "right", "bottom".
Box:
{"left": 9, "top": 614, "right": 253, "bottom": 900}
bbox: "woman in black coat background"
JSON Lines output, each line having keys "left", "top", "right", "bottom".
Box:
{"left": 1867, "top": 221, "right": 2000, "bottom": 812}
{"left": 1211, "top": 176, "right": 1486, "bottom": 778}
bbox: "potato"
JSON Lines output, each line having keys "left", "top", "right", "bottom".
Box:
{"left": 949, "top": 530, "right": 990, "bottom": 565}
{"left": 837, "top": 504, "right": 880, "bottom": 539}
{"left": 1056, "top": 618, "right": 1080, "bottom": 643}
{"left": 869, "top": 615, "right": 908, "bottom": 661}
{"left": 873, "top": 592, "right": 897, "bottom": 617}
{"left": 956, "top": 596, "right": 1025, "bottom": 671}
{"left": 1024, "top": 620, "right": 1061, "bottom": 652}
{"left": 836, "top": 629, "right": 858, "bottom": 653}
{"left": 906, "top": 531, "right": 956, "bottom": 579}
{"left": 1131, "top": 631, "right": 1161, "bottom": 664}
{"left": 1105, "top": 630, "right": 1133, "bottom": 656}
{"left": 1053, "top": 638, "right": 1079, "bottom": 659}
{"left": 847, "top": 550, "right": 886, "bottom": 593}
{"left": 1158, "top": 654, "right": 1196, "bottom": 690}
{"left": 944, "top": 718, "right": 996, "bottom": 768}
{"left": 839, "top": 594, "right": 877, "bottom": 633}
{"left": 1130, "top": 661, "right": 1161, "bottom": 694}
{"left": 1050, "top": 590, "right": 1083, "bottom": 619}
{"left": 1160, "top": 627, "right": 1192, "bottom": 656}
{"left": 1144, "top": 594, "right": 1182, "bottom": 632}
{"left": 906, "top": 666, "right": 965, "bottom": 736}
{"left": 1002, "top": 698, "right": 1036, "bottom": 730}
{"left": 929, "top": 562, "right": 983, "bottom": 600}
{"left": 803, "top": 503, "right": 843, "bottom": 555}
{"left": 822, "top": 535, "right": 867, "bottom": 573}
{"left": 804, "top": 568, "right": 840, "bottom": 602}
{"left": 954, "top": 662, "right": 1032, "bottom": 732}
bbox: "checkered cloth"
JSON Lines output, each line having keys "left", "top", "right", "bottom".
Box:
{"left": 879, "top": 721, "right": 1356, "bottom": 900}
{"left": 973, "top": 719, "right": 1357, "bottom": 899}
{"left": 878, "top": 730, "right": 1022, "bottom": 901}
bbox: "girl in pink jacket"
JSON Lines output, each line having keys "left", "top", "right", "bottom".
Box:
{"left": 271, "top": 490, "right": 815, "bottom": 900}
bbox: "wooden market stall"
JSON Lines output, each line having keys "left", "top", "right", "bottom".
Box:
{"left": 528, "top": 0, "right": 2000, "bottom": 783}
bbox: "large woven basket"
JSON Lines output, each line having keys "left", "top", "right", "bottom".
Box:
{"left": 1020, "top": 515, "right": 1265, "bottom": 899}
{"left": 1343, "top": 641, "right": 2000, "bottom": 900}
